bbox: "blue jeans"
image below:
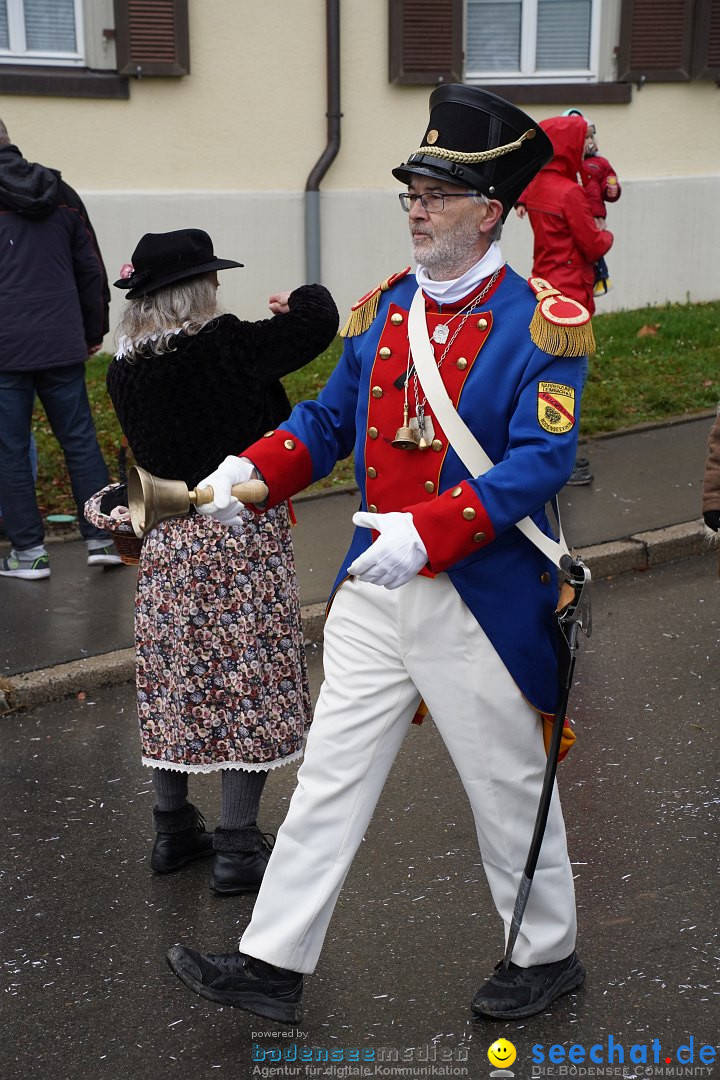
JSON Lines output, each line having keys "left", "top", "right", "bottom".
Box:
{"left": 0, "top": 432, "right": 37, "bottom": 519}
{"left": 0, "top": 365, "right": 110, "bottom": 549}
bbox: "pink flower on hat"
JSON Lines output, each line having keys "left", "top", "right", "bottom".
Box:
{"left": 119, "top": 262, "right": 134, "bottom": 280}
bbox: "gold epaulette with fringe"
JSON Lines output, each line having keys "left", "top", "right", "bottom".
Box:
{"left": 340, "top": 267, "right": 411, "bottom": 338}
{"left": 528, "top": 277, "right": 596, "bottom": 357}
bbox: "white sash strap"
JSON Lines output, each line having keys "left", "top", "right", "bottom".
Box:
{"left": 407, "top": 287, "right": 569, "bottom": 568}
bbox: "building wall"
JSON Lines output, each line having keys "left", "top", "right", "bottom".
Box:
{"left": 3, "top": 1, "right": 719, "bottom": 339}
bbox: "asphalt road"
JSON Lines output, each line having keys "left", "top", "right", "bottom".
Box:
{"left": 2, "top": 553, "right": 718, "bottom": 1080}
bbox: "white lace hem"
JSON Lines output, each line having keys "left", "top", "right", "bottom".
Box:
{"left": 141, "top": 746, "right": 304, "bottom": 774}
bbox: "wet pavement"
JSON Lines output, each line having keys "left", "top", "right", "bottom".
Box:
{"left": 2, "top": 553, "right": 718, "bottom": 1079}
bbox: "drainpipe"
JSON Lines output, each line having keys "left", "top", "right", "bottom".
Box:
{"left": 305, "top": 0, "right": 341, "bottom": 284}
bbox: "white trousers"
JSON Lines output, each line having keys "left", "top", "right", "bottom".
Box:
{"left": 240, "top": 575, "right": 576, "bottom": 973}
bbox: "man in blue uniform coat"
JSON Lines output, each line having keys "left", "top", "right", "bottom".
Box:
{"left": 168, "top": 85, "right": 590, "bottom": 1022}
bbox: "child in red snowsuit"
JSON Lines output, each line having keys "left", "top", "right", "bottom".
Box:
{"left": 571, "top": 110, "right": 621, "bottom": 294}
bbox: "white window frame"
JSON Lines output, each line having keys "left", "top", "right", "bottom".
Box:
{"left": 0, "top": 0, "right": 85, "bottom": 67}
{"left": 464, "top": 0, "right": 602, "bottom": 85}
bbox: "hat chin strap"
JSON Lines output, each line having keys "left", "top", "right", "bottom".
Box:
{"left": 413, "top": 127, "right": 537, "bottom": 165}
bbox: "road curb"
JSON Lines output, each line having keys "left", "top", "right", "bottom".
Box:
{"left": 0, "top": 519, "right": 709, "bottom": 716}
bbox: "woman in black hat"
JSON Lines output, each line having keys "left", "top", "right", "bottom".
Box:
{"left": 104, "top": 229, "right": 338, "bottom": 893}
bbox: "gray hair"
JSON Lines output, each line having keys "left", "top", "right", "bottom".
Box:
{"left": 115, "top": 273, "right": 219, "bottom": 357}
{"left": 472, "top": 192, "right": 503, "bottom": 242}
{"left": 0, "top": 119, "right": 11, "bottom": 147}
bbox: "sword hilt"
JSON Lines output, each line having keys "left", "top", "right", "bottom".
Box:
{"left": 558, "top": 554, "right": 592, "bottom": 639}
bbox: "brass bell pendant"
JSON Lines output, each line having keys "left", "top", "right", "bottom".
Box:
{"left": 392, "top": 402, "right": 418, "bottom": 450}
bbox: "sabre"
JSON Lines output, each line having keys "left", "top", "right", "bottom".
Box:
{"left": 502, "top": 553, "right": 592, "bottom": 969}
{"left": 127, "top": 465, "right": 269, "bottom": 539}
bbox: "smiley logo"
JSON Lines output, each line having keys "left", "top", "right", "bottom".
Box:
{"left": 488, "top": 1039, "right": 517, "bottom": 1069}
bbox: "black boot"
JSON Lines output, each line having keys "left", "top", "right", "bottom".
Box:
{"left": 210, "top": 825, "right": 274, "bottom": 895}
{"left": 151, "top": 804, "right": 214, "bottom": 873}
{"left": 471, "top": 951, "right": 586, "bottom": 1019}
{"left": 167, "top": 947, "right": 303, "bottom": 1021}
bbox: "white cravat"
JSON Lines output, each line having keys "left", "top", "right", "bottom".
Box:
{"left": 415, "top": 241, "right": 505, "bottom": 304}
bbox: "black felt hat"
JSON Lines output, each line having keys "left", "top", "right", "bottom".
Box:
{"left": 114, "top": 229, "right": 243, "bottom": 298}
{"left": 392, "top": 85, "right": 553, "bottom": 220}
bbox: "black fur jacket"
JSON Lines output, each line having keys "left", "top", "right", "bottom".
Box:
{"left": 106, "top": 284, "right": 339, "bottom": 488}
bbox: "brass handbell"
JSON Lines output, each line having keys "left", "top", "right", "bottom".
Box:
{"left": 391, "top": 402, "right": 418, "bottom": 450}
{"left": 127, "top": 465, "right": 269, "bottom": 538}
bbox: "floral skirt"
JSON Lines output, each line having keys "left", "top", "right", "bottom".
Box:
{"left": 135, "top": 505, "right": 311, "bottom": 773}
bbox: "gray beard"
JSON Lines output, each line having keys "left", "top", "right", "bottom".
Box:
{"left": 411, "top": 217, "right": 484, "bottom": 280}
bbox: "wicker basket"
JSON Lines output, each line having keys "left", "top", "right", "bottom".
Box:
{"left": 84, "top": 481, "right": 143, "bottom": 565}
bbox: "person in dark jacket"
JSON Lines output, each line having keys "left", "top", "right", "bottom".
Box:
{"left": 0, "top": 118, "right": 121, "bottom": 579}
{"left": 104, "top": 228, "right": 339, "bottom": 892}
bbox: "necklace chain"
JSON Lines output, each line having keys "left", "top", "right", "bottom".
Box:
{"left": 410, "top": 268, "right": 501, "bottom": 428}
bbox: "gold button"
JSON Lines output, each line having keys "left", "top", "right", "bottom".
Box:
{"left": 284, "top": 439, "right": 296, "bottom": 450}
{"left": 431, "top": 439, "right": 443, "bottom": 452}
{"left": 390, "top": 313, "right": 403, "bottom": 325}
{"left": 424, "top": 481, "right": 435, "bottom": 493}
{"left": 367, "top": 467, "right": 377, "bottom": 479}
{"left": 473, "top": 531, "right": 486, "bottom": 543}
{"left": 368, "top": 504, "right": 378, "bottom": 513}
{"left": 450, "top": 486, "right": 462, "bottom": 498}
{"left": 263, "top": 430, "right": 274, "bottom": 437}
{"left": 540, "top": 571, "right": 551, "bottom": 584}
{"left": 477, "top": 318, "right": 488, "bottom": 330}
{"left": 371, "top": 386, "right": 383, "bottom": 399}
{"left": 462, "top": 507, "right": 476, "bottom": 521}
{"left": 378, "top": 347, "right": 391, "bottom": 359}
{"left": 368, "top": 427, "right": 379, "bottom": 439}
{"left": 456, "top": 357, "right": 468, "bottom": 370}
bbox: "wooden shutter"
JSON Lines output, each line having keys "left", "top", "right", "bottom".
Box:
{"left": 617, "top": 0, "right": 696, "bottom": 81}
{"left": 114, "top": 0, "right": 190, "bottom": 77}
{"left": 691, "top": 0, "right": 720, "bottom": 78}
{"left": 389, "top": 0, "right": 462, "bottom": 85}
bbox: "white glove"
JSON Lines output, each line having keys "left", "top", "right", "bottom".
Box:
{"left": 348, "top": 511, "right": 428, "bottom": 590}
{"left": 196, "top": 455, "right": 256, "bottom": 525}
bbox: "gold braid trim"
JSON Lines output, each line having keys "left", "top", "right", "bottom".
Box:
{"left": 529, "top": 308, "right": 596, "bottom": 357}
{"left": 340, "top": 270, "right": 406, "bottom": 337}
{"left": 340, "top": 289, "right": 381, "bottom": 338}
{"left": 414, "top": 127, "right": 536, "bottom": 165}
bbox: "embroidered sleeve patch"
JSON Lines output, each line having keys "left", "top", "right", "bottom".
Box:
{"left": 538, "top": 382, "right": 576, "bottom": 434}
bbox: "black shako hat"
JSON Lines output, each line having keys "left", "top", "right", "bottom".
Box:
{"left": 392, "top": 85, "right": 553, "bottom": 221}
{"left": 114, "top": 228, "right": 243, "bottom": 299}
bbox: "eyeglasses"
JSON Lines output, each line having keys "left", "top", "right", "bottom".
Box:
{"left": 398, "top": 191, "right": 480, "bottom": 214}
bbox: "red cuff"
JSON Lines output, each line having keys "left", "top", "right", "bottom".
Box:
{"left": 243, "top": 429, "right": 313, "bottom": 509}
{"left": 407, "top": 483, "right": 495, "bottom": 572}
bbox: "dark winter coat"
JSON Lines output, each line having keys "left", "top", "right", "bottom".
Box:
{"left": 106, "top": 284, "right": 339, "bottom": 489}
{"left": 0, "top": 144, "right": 110, "bottom": 372}
{"left": 702, "top": 410, "right": 720, "bottom": 515}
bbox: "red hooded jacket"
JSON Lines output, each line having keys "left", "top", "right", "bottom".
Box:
{"left": 520, "top": 114, "right": 613, "bottom": 315}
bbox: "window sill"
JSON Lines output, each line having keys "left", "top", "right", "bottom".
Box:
{"left": 0, "top": 65, "right": 129, "bottom": 99}
{"left": 463, "top": 82, "right": 632, "bottom": 106}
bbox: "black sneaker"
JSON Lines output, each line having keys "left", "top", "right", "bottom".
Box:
{"left": 471, "top": 951, "right": 585, "bottom": 1020}
{"left": 166, "top": 947, "right": 303, "bottom": 1022}
{"left": 87, "top": 541, "right": 124, "bottom": 567}
{"left": 0, "top": 550, "right": 50, "bottom": 579}
{"left": 566, "top": 458, "right": 593, "bottom": 486}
